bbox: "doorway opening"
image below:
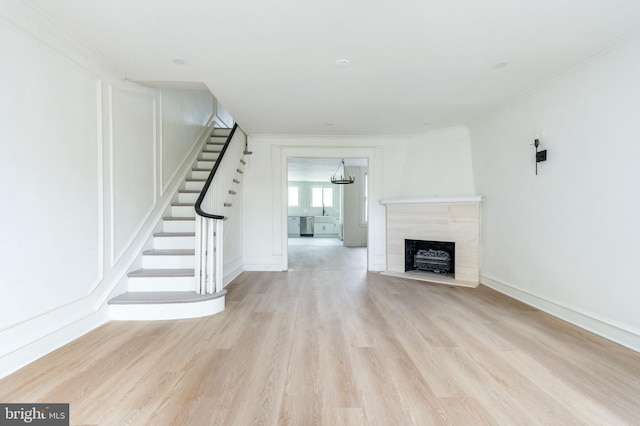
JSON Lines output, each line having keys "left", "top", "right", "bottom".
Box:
{"left": 286, "top": 157, "right": 368, "bottom": 270}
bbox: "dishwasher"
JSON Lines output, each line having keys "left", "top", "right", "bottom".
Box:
{"left": 300, "top": 216, "right": 314, "bottom": 237}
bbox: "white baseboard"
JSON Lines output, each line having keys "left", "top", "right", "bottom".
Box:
{"left": 242, "top": 264, "right": 285, "bottom": 272}
{"left": 0, "top": 306, "right": 109, "bottom": 379}
{"left": 224, "top": 256, "right": 243, "bottom": 287}
{"left": 371, "top": 263, "right": 386, "bottom": 272}
{"left": 343, "top": 240, "right": 367, "bottom": 247}
{"left": 481, "top": 275, "right": 640, "bottom": 353}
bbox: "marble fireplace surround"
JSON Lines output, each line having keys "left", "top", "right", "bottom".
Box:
{"left": 381, "top": 196, "right": 482, "bottom": 288}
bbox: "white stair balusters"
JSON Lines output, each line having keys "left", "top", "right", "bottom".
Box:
{"left": 194, "top": 124, "right": 246, "bottom": 296}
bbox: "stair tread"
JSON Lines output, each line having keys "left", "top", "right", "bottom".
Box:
{"left": 142, "top": 249, "right": 195, "bottom": 256}
{"left": 163, "top": 216, "right": 195, "bottom": 221}
{"left": 179, "top": 190, "right": 200, "bottom": 194}
{"left": 171, "top": 202, "right": 194, "bottom": 206}
{"left": 128, "top": 268, "right": 194, "bottom": 277}
{"left": 154, "top": 232, "right": 195, "bottom": 237}
{"left": 192, "top": 168, "right": 211, "bottom": 172}
{"left": 186, "top": 178, "right": 206, "bottom": 182}
{"left": 109, "top": 290, "right": 226, "bottom": 305}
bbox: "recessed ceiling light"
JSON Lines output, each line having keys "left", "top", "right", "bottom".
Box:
{"left": 174, "top": 58, "right": 186, "bottom": 65}
{"left": 494, "top": 62, "right": 508, "bottom": 69}
{"left": 335, "top": 59, "right": 350, "bottom": 68}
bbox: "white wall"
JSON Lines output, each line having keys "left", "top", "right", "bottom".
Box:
{"left": 343, "top": 166, "right": 368, "bottom": 247}
{"left": 470, "top": 33, "right": 640, "bottom": 350}
{"left": 0, "top": 3, "right": 214, "bottom": 377}
{"left": 222, "top": 129, "right": 246, "bottom": 286}
{"left": 214, "top": 97, "right": 234, "bottom": 128}
{"left": 161, "top": 89, "right": 214, "bottom": 192}
{"left": 387, "top": 127, "right": 476, "bottom": 198}
{"left": 242, "top": 129, "right": 475, "bottom": 271}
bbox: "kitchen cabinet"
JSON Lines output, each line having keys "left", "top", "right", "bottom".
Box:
{"left": 314, "top": 216, "right": 339, "bottom": 236}
{"left": 288, "top": 216, "right": 300, "bottom": 237}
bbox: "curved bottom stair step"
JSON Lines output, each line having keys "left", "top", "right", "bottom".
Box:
{"left": 110, "top": 290, "right": 225, "bottom": 304}
{"left": 109, "top": 290, "right": 226, "bottom": 320}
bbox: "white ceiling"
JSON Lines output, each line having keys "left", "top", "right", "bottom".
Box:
{"left": 29, "top": 0, "right": 640, "bottom": 135}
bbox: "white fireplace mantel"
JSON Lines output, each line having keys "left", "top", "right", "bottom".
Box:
{"left": 380, "top": 196, "right": 483, "bottom": 205}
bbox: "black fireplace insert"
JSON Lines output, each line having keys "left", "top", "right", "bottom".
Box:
{"left": 405, "top": 239, "right": 455, "bottom": 277}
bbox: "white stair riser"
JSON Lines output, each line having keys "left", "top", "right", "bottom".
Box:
{"left": 185, "top": 181, "right": 205, "bottom": 191}
{"left": 191, "top": 170, "right": 209, "bottom": 179}
{"left": 207, "top": 149, "right": 226, "bottom": 156}
{"left": 110, "top": 296, "right": 225, "bottom": 320}
{"left": 196, "top": 160, "right": 216, "bottom": 169}
{"left": 128, "top": 276, "right": 196, "bottom": 292}
{"left": 178, "top": 192, "right": 198, "bottom": 204}
{"left": 171, "top": 205, "right": 195, "bottom": 217}
{"left": 212, "top": 129, "right": 231, "bottom": 136}
{"left": 154, "top": 235, "right": 195, "bottom": 249}
{"left": 163, "top": 220, "right": 195, "bottom": 233}
{"left": 200, "top": 152, "right": 219, "bottom": 160}
{"left": 142, "top": 254, "right": 195, "bottom": 269}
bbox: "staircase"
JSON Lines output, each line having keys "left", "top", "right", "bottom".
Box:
{"left": 109, "top": 127, "right": 238, "bottom": 320}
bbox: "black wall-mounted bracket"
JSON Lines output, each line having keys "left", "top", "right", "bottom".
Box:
{"left": 533, "top": 139, "right": 547, "bottom": 175}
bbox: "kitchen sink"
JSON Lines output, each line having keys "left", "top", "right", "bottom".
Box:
{"left": 314, "top": 216, "right": 336, "bottom": 223}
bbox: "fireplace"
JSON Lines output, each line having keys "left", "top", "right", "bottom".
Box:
{"left": 405, "top": 239, "right": 455, "bottom": 277}
{"left": 382, "top": 198, "right": 481, "bottom": 286}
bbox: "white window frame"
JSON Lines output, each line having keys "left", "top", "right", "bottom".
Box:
{"left": 288, "top": 186, "right": 299, "bottom": 206}
{"left": 362, "top": 172, "right": 368, "bottom": 225}
{"left": 312, "top": 187, "right": 333, "bottom": 207}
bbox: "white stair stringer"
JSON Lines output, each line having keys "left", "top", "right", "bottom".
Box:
{"left": 108, "top": 126, "right": 234, "bottom": 321}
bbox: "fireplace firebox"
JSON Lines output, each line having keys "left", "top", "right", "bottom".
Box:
{"left": 405, "top": 239, "right": 455, "bottom": 277}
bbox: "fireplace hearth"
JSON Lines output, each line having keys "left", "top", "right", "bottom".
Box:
{"left": 405, "top": 239, "right": 455, "bottom": 277}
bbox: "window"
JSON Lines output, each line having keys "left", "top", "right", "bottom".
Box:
{"left": 363, "top": 172, "right": 368, "bottom": 224}
{"left": 312, "top": 187, "right": 333, "bottom": 207}
{"left": 288, "top": 186, "right": 299, "bottom": 206}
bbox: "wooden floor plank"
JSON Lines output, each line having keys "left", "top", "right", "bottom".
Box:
{"left": 1, "top": 244, "right": 639, "bottom": 425}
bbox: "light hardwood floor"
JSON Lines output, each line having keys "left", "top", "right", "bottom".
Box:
{"left": 1, "top": 245, "right": 639, "bottom": 425}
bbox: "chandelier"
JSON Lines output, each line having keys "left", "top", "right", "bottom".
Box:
{"left": 331, "top": 159, "right": 355, "bottom": 184}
